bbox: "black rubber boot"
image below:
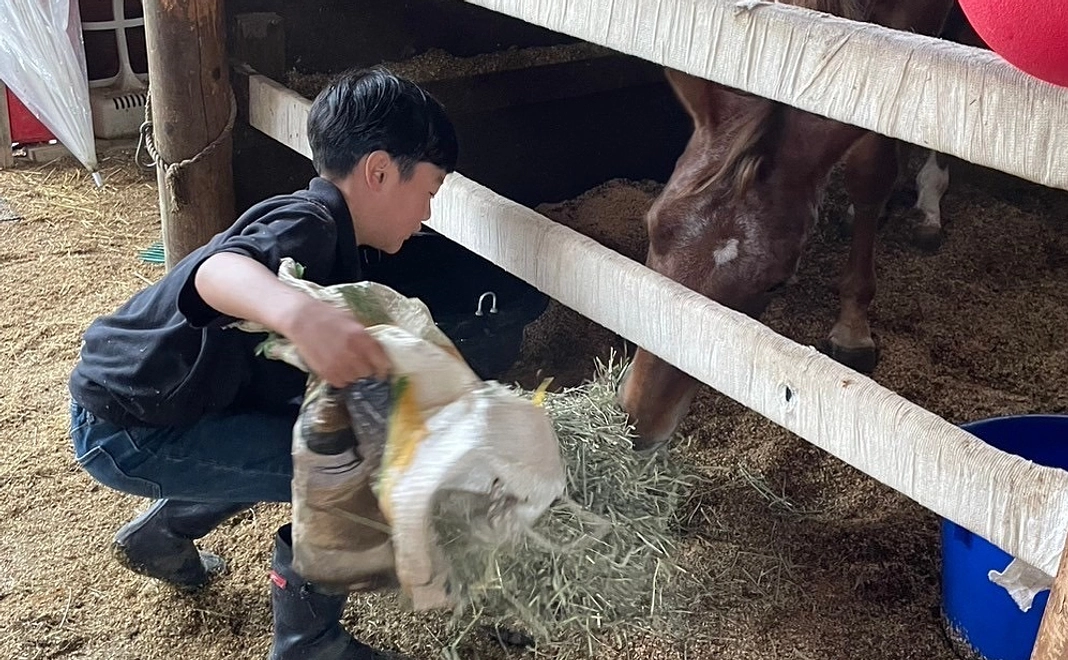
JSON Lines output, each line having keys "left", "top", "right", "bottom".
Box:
{"left": 112, "top": 499, "right": 252, "bottom": 590}
{"left": 269, "top": 524, "right": 401, "bottom": 660}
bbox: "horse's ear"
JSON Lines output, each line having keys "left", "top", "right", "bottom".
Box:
{"left": 665, "top": 68, "right": 716, "bottom": 128}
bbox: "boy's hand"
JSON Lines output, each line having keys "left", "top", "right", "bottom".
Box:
{"left": 283, "top": 298, "right": 392, "bottom": 387}
{"left": 193, "top": 252, "right": 392, "bottom": 385}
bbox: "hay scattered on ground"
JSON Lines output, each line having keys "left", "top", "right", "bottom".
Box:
{"left": 434, "top": 355, "right": 697, "bottom": 658}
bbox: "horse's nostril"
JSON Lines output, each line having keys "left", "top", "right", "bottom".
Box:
{"left": 621, "top": 406, "right": 666, "bottom": 452}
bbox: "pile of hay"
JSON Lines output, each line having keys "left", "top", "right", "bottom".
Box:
{"left": 432, "top": 356, "right": 696, "bottom": 657}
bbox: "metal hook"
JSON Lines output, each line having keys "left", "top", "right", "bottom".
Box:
{"left": 475, "top": 291, "right": 498, "bottom": 316}
{"left": 361, "top": 248, "right": 383, "bottom": 265}
{"left": 134, "top": 119, "right": 156, "bottom": 169}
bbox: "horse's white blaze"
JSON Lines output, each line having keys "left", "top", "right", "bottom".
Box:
{"left": 713, "top": 238, "right": 740, "bottom": 265}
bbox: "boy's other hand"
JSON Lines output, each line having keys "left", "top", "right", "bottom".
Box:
{"left": 283, "top": 298, "right": 392, "bottom": 387}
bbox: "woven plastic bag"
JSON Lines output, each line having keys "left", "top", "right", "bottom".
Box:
{"left": 237, "top": 258, "right": 566, "bottom": 609}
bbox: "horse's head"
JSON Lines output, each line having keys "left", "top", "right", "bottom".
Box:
{"left": 620, "top": 69, "right": 868, "bottom": 449}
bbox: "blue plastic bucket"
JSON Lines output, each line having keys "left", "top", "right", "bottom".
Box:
{"left": 941, "top": 415, "right": 1068, "bottom": 660}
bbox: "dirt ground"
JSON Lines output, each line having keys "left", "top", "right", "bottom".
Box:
{"left": 1, "top": 139, "right": 1067, "bottom": 660}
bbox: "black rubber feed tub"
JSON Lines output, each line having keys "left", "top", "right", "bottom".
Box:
{"left": 360, "top": 230, "right": 549, "bottom": 380}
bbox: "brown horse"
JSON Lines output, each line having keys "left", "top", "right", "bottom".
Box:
{"left": 618, "top": 0, "right": 957, "bottom": 448}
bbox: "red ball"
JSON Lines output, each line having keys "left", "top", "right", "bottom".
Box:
{"left": 958, "top": 0, "right": 1068, "bottom": 87}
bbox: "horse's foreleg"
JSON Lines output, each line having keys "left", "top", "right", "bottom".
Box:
{"left": 826, "top": 132, "right": 897, "bottom": 373}
{"left": 907, "top": 150, "right": 950, "bottom": 251}
{"left": 845, "top": 140, "right": 911, "bottom": 234}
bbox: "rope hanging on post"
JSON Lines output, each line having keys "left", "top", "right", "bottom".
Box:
{"left": 135, "top": 88, "right": 237, "bottom": 212}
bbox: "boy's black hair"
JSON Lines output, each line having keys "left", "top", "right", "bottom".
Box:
{"left": 307, "top": 67, "right": 459, "bottom": 179}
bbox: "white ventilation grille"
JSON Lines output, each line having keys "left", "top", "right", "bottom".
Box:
{"left": 110, "top": 92, "right": 148, "bottom": 111}
{"left": 90, "top": 88, "right": 147, "bottom": 140}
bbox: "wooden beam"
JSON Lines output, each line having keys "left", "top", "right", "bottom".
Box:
{"left": 0, "top": 82, "right": 13, "bottom": 168}
{"left": 1032, "top": 534, "right": 1068, "bottom": 660}
{"left": 232, "top": 63, "right": 312, "bottom": 159}
{"left": 143, "top": 0, "right": 235, "bottom": 269}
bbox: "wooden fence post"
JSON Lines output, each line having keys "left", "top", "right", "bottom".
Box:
{"left": 142, "top": 0, "right": 235, "bottom": 269}
{"left": 1032, "top": 533, "right": 1068, "bottom": 660}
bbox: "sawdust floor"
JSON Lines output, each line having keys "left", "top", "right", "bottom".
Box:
{"left": 1, "top": 147, "right": 1067, "bottom": 660}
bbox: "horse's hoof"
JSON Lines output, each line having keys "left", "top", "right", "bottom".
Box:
{"left": 902, "top": 207, "right": 943, "bottom": 252}
{"left": 819, "top": 340, "right": 879, "bottom": 374}
{"left": 913, "top": 224, "right": 943, "bottom": 253}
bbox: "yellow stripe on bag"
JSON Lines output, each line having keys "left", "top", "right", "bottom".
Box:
{"left": 531, "top": 377, "right": 554, "bottom": 407}
{"left": 375, "top": 377, "right": 429, "bottom": 521}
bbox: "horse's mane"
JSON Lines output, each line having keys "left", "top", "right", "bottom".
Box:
{"left": 685, "top": 0, "right": 869, "bottom": 201}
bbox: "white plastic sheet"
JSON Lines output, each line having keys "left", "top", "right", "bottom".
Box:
{"left": 0, "top": 0, "right": 99, "bottom": 177}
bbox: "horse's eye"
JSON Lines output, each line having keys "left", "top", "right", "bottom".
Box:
{"left": 766, "top": 281, "right": 788, "bottom": 294}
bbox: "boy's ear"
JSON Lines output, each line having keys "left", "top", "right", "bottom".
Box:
{"left": 365, "top": 150, "right": 392, "bottom": 190}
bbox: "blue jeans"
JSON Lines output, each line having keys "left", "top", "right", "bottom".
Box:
{"left": 69, "top": 401, "right": 296, "bottom": 503}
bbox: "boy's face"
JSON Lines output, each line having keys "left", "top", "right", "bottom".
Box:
{"left": 355, "top": 155, "right": 447, "bottom": 254}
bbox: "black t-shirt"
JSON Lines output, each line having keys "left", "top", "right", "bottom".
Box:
{"left": 68, "top": 177, "right": 361, "bottom": 428}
